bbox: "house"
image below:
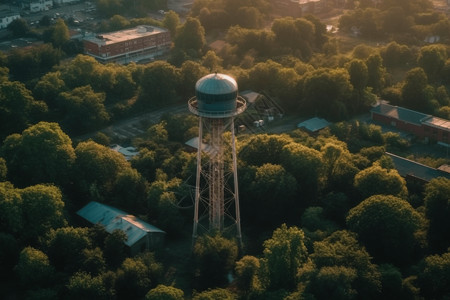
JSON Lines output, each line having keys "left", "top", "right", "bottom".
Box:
{"left": 21, "top": 0, "right": 53, "bottom": 13}
{"left": 0, "top": 10, "right": 20, "bottom": 29}
{"left": 83, "top": 25, "right": 171, "bottom": 64}
{"left": 371, "top": 102, "right": 450, "bottom": 146}
{"left": 386, "top": 152, "right": 450, "bottom": 184}
{"left": 297, "top": 117, "right": 331, "bottom": 133}
{"left": 77, "top": 201, "right": 165, "bottom": 256}
{"left": 110, "top": 144, "right": 139, "bottom": 161}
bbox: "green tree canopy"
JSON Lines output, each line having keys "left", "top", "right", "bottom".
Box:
{"left": 58, "top": 85, "right": 110, "bottom": 134}
{"left": 51, "top": 19, "right": 70, "bottom": 48}
{"left": 239, "top": 134, "right": 292, "bottom": 167}
{"left": 401, "top": 67, "right": 432, "bottom": 112}
{"left": 1, "top": 122, "right": 75, "bottom": 188}
{"left": 74, "top": 141, "right": 130, "bottom": 203}
{"left": 302, "top": 68, "right": 353, "bottom": 121}
{"left": 192, "top": 234, "right": 238, "bottom": 290}
{"left": 301, "top": 230, "right": 381, "bottom": 299}
{"left": 0, "top": 80, "right": 48, "bottom": 140}
{"left": 20, "top": 184, "right": 66, "bottom": 243}
{"left": 424, "top": 177, "right": 450, "bottom": 252}
{"left": 66, "top": 271, "right": 107, "bottom": 300}
{"left": 14, "top": 247, "right": 55, "bottom": 288}
{"left": 261, "top": 224, "right": 309, "bottom": 291}
{"left": 45, "top": 226, "right": 92, "bottom": 273}
{"left": 346, "top": 195, "right": 425, "bottom": 265}
{"left": 145, "top": 284, "right": 184, "bottom": 300}
{"left": 174, "top": 17, "right": 206, "bottom": 57}
{"left": 417, "top": 251, "right": 450, "bottom": 299}
{"left": 354, "top": 165, "right": 408, "bottom": 199}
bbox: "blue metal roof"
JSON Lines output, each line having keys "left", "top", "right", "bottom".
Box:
{"left": 371, "top": 103, "right": 430, "bottom": 125}
{"left": 77, "top": 201, "right": 165, "bottom": 247}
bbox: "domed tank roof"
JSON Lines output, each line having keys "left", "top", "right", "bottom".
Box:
{"left": 195, "top": 73, "right": 238, "bottom": 95}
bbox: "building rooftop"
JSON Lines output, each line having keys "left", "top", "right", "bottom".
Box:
{"left": 297, "top": 117, "right": 330, "bottom": 132}
{"left": 371, "top": 103, "right": 430, "bottom": 125}
{"left": 84, "top": 25, "right": 167, "bottom": 46}
{"left": 386, "top": 152, "right": 450, "bottom": 182}
{"left": 77, "top": 201, "right": 165, "bottom": 247}
{"left": 422, "top": 116, "right": 450, "bottom": 131}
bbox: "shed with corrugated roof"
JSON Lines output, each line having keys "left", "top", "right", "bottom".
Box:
{"left": 77, "top": 201, "right": 165, "bottom": 255}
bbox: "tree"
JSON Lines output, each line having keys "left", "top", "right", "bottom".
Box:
{"left": 45, "top": 226, "right": 92, "bottom": 273}
{"left": 192, "top": 288, "right": 237, "bottom": 300}
{"left": 174, "top": 17, "right": 206, "bottom": 57}
{"left": 423, "top": 177, "right": 450, "bottom": 252}
{"left": 115, "top": 253, "right": 162, "bottom": 299}
{"left": 20, "top": 184, "right": 66, "bottom": 243}
{"left": 66, "top": 272, "right": 107, "bottom": 300}
{"left": 302, "top": 68, "right": 353, "bottom": 120}
{"left": 417, "top": 44, "right": 448, "bottom": 83}
{"left": 58, "top": 85, "right": 110, "bottom": 134}
{"left": 1, "top": 122, "right": 75, "bottom": 188}
{"left": 354, "top": 165, "right": 407, "bottom": 199}
{"left": 365, "top": 54, "right": 385, "bottom": 94}
{"left": 0, "top": 157, "right": 6, "bottom": 181}
{"left": 138, "top": 61, "right": 180, "bottom": 108}
{"left": 7, "top": 18, "right": 30, "bottom": 37}
{"left": 33, "top": 71, "right": 67, "bottom": 109}
{"left": 178, "top": 60, "right": 208, "bottom": 97}
{"left": 74, "top": 141, "right": 130, "bottom": 203}
{"left": 51, "top": 19, "right": 70, "bottom": 48}
{"left": 60, "top": 55, "right": 99, "bottom": 89}
{"left": 201, "top": 50, "right": 223, "bottom": 72}
{"left": 417, "top": 251, "right": 450, "bottom": 299}
{"left": 280, "top": 142, "right": 324, "bottom": 199}
{"left": 401, "top": 67, "right": 432, "bottom": 112}
{"left": 80, "top": 247, "right": 106, "bottom": 276}
{"left": 261, "top": 224, "right": 309, "bottom": 291}
{"left": 145, "top": 284, "right": 184, "bottom": 300}
{"left": 235, "top": 255, "right": 261, "bottom": 293}
{"left": 245, "top": 163, "right": 298, "bottom": 226}
{"left": 0, "top": 80, "right": 48, "bottom": 140}
{"left": 15, "top": 247, "right": 55, "bottom": 288}
{"left": 303, "top": 230, "right": 381, "bottom": 299}
{"left": 192, "top": 234, "right": 238, "bottom": 290}
{"left": 0, "top": 182, "right": 23, "bottom": 237}
{"left": 239, "top": 134, "right": 292, "bottom": 167}
{"left": 0, "top": 233, "right": 19, "bottom": 279}
{"left": 162, "top": 10, "right": 180, "bottom": 37}
{"left": 346, "top": 195, "right": 425, "bottom": 265}
{"left": 103, "top": 229, "right": 127, "bottom": 269}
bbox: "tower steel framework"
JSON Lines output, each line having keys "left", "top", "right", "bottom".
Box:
{"left": 188, "top": 73, "right": 246, "bottom": 247}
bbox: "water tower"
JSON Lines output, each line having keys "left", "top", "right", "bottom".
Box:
{"left": 188, "top": 73, "right": 247, "bottom": 246}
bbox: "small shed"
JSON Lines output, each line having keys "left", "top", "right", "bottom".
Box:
{"left": 297, "top": 117, "right": 331, "bottom": 133}
{"left": 77, "top": 201, "right": 165, "bottom": 256}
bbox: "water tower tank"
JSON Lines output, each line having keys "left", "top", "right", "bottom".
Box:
{"left": 195, "top": 73, "right": 238, "bottom": 114}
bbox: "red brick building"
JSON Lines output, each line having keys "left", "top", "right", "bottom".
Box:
{"left": 371, "top": 103, "right": 450, "bottom": 146}
{"left": 83, "top": 25, "right": 171, "bottom": 64}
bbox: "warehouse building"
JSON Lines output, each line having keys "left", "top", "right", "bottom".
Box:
{"left": 83, "top": 25, "right": 171, "bottom": 64}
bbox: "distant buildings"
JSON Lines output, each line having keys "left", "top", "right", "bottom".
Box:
{"left": 83, "top": 25, "right": 171, "bottom": 64}
{"left": 0, "top": 9, "right": 20, "bottom": 29}
{"left": 20, "top": 0, "right": 53, "bottom": 13}
{"left": 371, "top": 102, "right": 450, "bottom": 147}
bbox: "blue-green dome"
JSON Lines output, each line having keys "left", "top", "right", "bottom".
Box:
{"left": 195, "top": 73, "right": 238, "bottom": 113}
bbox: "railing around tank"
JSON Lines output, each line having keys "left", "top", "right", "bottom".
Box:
{"left": 188, "top": 96, "right": 247, "bottom": 118}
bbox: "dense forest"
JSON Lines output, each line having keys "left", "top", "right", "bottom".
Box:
{"left": 1, "top": 0, "right": 450, "bottom": 298}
